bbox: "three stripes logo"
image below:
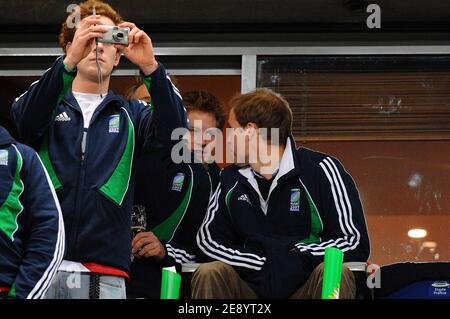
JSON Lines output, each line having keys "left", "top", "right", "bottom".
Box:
{"left": 0, "top": 150, "right": 8, "bottom": 166}
{"left": 238, "top": 194, "right": 252, "bottom": 206}
{"left": 54, "top": 112, "right": 71, "bottom": 122}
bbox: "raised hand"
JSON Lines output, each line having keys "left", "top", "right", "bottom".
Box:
{"left": 63, "top": 15, "right": 109, "bottom": 69}
{"left": 114, "top": 22, "right": 158, "bottom": 76}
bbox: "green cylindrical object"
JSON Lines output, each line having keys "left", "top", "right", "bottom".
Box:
{"left": 321, "top": 247, "right": 344, "bottom": 299}
{"left": 160, "top": 267, "right": 182, "bottom": 299}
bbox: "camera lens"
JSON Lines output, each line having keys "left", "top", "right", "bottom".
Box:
{"left": 112, "top": 32, "right": 124, "bottom": 42}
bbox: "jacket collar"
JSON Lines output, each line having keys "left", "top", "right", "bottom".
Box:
{"left": 238, "top": 136, "right": 300, "bottom": 182}
{"left": 277, "top": 135, "right": 302, "bottom": 183}
{"left": 237, "top": 136, "right": 300, "bottom": 214}
{"left": 0, "top": 125, "right": 15, "bottom": 146}
{"left": 62, "top": 89, "right": 123, "bottom": 114}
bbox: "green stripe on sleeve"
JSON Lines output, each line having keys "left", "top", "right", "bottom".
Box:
{"left": 38, "top": 134, "right": 62, "bottom": 190}
{"left": 0, "top": 147, "right": 24, "bottom": 241}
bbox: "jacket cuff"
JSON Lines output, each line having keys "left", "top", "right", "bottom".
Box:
{"left": 140, "top": 62, "right": 165, "bottom": 92}
{"left": 60, "top": 56, "right": 77, "bottom": 76}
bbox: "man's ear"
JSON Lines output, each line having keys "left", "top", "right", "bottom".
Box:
{"left": 114, "top": 51, "right": 121, "bottom": 67}
{"left": 245, "top": 122, "right": 258, "bottom": 137}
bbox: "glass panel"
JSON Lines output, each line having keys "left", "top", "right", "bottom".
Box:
{"left": 257, "top": 55, "right": 450, "bottom": 141}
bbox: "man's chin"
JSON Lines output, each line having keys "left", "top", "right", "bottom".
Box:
{"left": 231, "top": 153, "right": 248, "bottom": 166}
{"left": 81, "top": 63, "right": 112, "bottom": 76}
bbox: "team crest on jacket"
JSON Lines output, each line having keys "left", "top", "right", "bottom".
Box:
{"left": 171, "top": 173, "right": 185, "bottom": 192}
{"left": 290, "top": 188, "right": 301, "bottom": 212}
{"left": 109, "top": 114, "right": 120, "bottom": 133}
{"left": 0, "top": 150, "right": 8, "bottom": 166}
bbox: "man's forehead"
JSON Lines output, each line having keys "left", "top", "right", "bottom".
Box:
{"left": 81, "top": 15, "right": 116, "bottom": 26}
{"left": 189, "top": 113, "right": 216, "bottom": 127}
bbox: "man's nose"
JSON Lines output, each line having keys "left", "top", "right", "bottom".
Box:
{"left": 91, "top": 40, "right": 105, "bottom": 52}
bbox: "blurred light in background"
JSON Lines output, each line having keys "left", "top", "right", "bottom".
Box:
{"left": 408, "top": 228, "right": 427, "bottom": 239}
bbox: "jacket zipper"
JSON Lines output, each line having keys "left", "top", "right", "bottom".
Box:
{"left": 62, "top": 96, "right": 119, "bottom": 260}
{"left": 241, "top": 176, "right": 276, "bottom": 294}
{"left": 63, "top": 99, "right": 89, "bottom": 259}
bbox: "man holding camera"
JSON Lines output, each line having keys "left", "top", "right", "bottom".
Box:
{"left": 11, "top": 0, "right": 187, "bottom": 299}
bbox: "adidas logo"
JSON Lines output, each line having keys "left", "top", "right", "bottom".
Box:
{"left": 55, "top": 112, "right": 71, "bottom": 122}
{"left": 238, "top": 194, "right": 252, "bottom": 206}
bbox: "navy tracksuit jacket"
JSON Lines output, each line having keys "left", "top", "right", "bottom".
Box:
{"left": 0, "top": 126, "right": 64, "bottom": 299}
{"left": 197, "top": 137, "right": 370, "bottom": 298}
{"left": 11, "top": 56, "right": 187, "bottom": 275}
{"left": 127, "top": 150, "right": 221, "bottom": 298}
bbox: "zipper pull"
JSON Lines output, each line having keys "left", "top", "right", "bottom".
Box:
{"left": 81, "top": 128, "right": 88, "bottom": 161}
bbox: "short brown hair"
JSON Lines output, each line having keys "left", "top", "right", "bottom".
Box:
{"left": 230, "top": 88, "right": 292, "bottom": 145}
{"left": 59, "top": 0, "right": 123, "bottom": 53}
{"left": 124, "top": 77, "right": 144, "bottom": 101}
{"left": 182, "top": 91, "right": 226, "bottom": 129}
{"left": 124, "top": 75, "right": 180, "bottom": 102}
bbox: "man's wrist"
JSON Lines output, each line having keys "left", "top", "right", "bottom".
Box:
{"left": 63, "top": 57, "right": 77, "bottom": 72}
{"left": 155, "top": 242, "right": 167, "bottom": 261}
{"left": 140, "top": 60, "right": 159, "bottom": 76}
{"left": 156, "top": 250, "right": 166, "bottom": 260}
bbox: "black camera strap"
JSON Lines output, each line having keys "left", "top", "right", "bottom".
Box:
{"left": 93, "top": 6, "right": 103, "bottom": 98}
{"left": 95, "top": 39, "right": 104, "bottom": 98}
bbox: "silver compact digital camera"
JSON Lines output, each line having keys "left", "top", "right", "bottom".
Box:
{"left": 97, "top": 25, "right": 130, "bottom": 46}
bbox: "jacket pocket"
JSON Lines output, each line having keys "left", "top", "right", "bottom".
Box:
{"left": 96, "top": 190, "right": 128, "bottom": 228}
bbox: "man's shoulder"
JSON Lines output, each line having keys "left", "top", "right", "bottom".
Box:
{"left": 120, "top": 97, "right": 150, "bottom": 114}
{"left": 116, "top": 97, "right": 152, "bottom": 124}
{"left": 296, "top": 146, "right": 341, "bottom": 168}
{"left": 217, "top": 164, "right": 247, "bottom": 189}
{"left": 12, "top": 142, "right": 44, "bottom": 173}
{"left": 126, "top": 97, "right": 150, "bottom": 108}
{"left": 296, "top": 146, "right": 353, "bottom": 184}
{"left": 221, "top": 164, "right": 242, "bottom": 178}
{"left": 15, "top": 142, "right": 37, "bottom": 159}
{"left": 184, "top": 162, "right": 206, "bottom": 181}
